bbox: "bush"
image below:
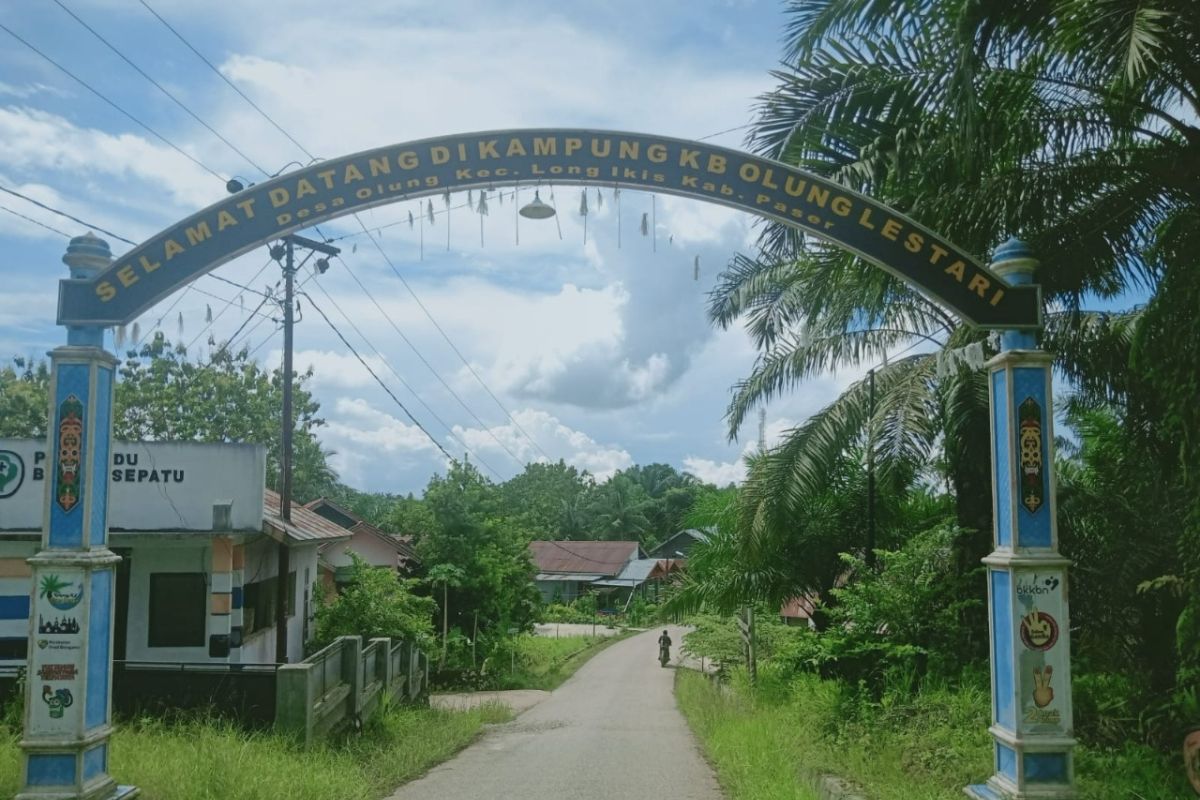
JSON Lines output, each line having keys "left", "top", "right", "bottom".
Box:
{"left": 312, "top": 554, "right": 435, "bottom": 652}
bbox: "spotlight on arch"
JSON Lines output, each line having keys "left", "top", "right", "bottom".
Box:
{"left": 519, "top": 190, "right": 556, "bottom": 220}
{"left": 226, "top": 177, "right": 247, "bottom": 194}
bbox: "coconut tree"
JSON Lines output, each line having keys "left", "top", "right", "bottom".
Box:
{"left": 713, "top": 0, "right": 1196, "bottom": 553}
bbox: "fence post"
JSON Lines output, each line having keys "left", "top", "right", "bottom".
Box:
{"left": 275, "top": 663, "right": 316, "bottom": 746}
{"left": 371, "top": 638, "right": 392, "bottom": 694}
{"left": 340, "top": 635, "right": 363, "bottom": 719}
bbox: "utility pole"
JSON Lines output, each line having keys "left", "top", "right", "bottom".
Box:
{"left": 273, "top": 233, "right": 339, "bottom": 662}
{"left": 866, "top": 368, "right": 876, "bottom": 569}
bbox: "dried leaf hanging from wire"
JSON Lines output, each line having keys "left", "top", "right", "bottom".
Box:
{"left": 596, "top": 188, "right": 603, "bottom": 208}
{"left": 205, "top": 304, "right": 213, "bottom": 324}
{"left": 177, "top": 312, "right": 184, "bottom": 339}
{"left": 443, "top": 190, "right": 451, "bottom": 207}
{"left": 351, "top": 243, "right": 357, "bottom": 253}
{"left": 408, "top": 210, "right": 415, "bottom": 229}
{"left": 468, "top": 189, "right": 474, "bottom": 208}
{"left": 131, "top": 322, "right": 140, "bottom": 345}
{"left": 693, "top": 255, "right": 700, "bottom": 281}
{"left": 579, "top": 189, "right": 588, "bottom": 216}
{"left": 238, "top": 294, "right": 244, "bottom": 312}
{"left": 426, "top": 200, "right": 435, "bottom": 225}
{"left": 640, "top": 213, "right": 649, "bottom": 236}
{"left": 477, "top": 190, "right": 488, "bottom": 215}
{"left": 115, "top": 325, "right": 126, "bottom": 349}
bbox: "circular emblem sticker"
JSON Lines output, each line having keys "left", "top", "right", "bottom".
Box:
{"left": 0, "top": 451, "right": 24, "bottom": 499}
{"left": 1020, "top": 609, "right": 1059, "bottom": 651}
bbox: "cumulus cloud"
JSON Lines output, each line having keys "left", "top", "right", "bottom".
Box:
{"left": 453, "top": 409, "right": 633, "bottom": 481}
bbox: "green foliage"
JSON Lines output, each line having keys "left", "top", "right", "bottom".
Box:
{"left": 497, "top": 460, "right": 591, "bottom": 537}
{"left": 539, "top": 601, "right": 594, "bottom": 624}
{"left": 678, "top": 668, "right": 1192, "bottom": 800}
{"left": 485, "top": 634, "right": 617, "bottom": 691}
{"left": 805, "top": 525, "right": 985, "bottom": 689}
{"left": 417, "top": 460, "right": 540, "bottom": 640}
{"left": 115, "top": 335, "right": 336, "bottom": 502}
{"left": 1, "top": 703, "right": 511, "bottom": 800}
{"left": 0, "top": 358, "right": 50, "bottom": 438}
{"left": 312, "top": 554, "right": 434, "bottom": 651}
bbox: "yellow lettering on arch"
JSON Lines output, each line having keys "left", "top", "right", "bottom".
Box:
{"left": 944, "top": 260, "right": 966, "bottom": 281}
{"left": 343, "top": 164, "right": 365, "bottom": 183}
{"left": 217, "top": 210, "right": 239, "bottom": 231}
{"left": 185, "top": 221, "right": 212, "bottom": 246}
{"left": 506, "top": 138, "right": 527, "bottom": 157}
{"left": 164, "top": 239, "right": 185, "bottom": 260}
{"left": 296, "top": 178, "right": 317, "bottom": 199}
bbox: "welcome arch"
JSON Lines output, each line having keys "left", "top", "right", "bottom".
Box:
{"left": 58, "top": 129, "right": 1039, "bottom": 330}
{"left": 25, "top": 130, "right": 1067, "bottom": 800}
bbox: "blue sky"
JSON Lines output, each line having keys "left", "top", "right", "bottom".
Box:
{"left": 0, "top": 0, "right": 867, "bottom": 493}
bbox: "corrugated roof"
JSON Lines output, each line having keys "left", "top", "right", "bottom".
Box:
{"left": 534, "top": 572, "right": 607, "bottom": 582}
{"left": 529, "top": 540, "right": 639, "bottom": 577}
{"left": 264, "top": 490, "right": 354, "bottom": 544}
{"left": 305, "top": 497, "right": 420, "bottom": 564}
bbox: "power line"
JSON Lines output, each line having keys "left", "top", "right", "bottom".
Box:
{"left": 0, "top": 22, "right": 226, "bottom": 183}
{"left": 308, "top": 275, "right": 504, "bottom": 480}
{"left": 333, "top": 254, "right": 527, "bottom": 468}
{"left": 353, "top": 221, "right": 553, "bottom": 462}
{"left": 303, "top": 294, "right": 454, "bottom": 463}
{"left": 129, "top": 10, "right": 552, "bottom": 462}
{"left": 0, "top": 204, "right": 70, "bottom": 238}
{"left": 52, "top": 0, "right": 269, "bottom": 175}
{"left": 138, "top": 0, "right": 316, "bottom": 161}
{"left": 0, "top": 184, "right": 137, "bottom": 245}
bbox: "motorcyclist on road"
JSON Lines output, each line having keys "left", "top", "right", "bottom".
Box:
{"left": 658, "top": 629, "right": 672, "bottom": 666}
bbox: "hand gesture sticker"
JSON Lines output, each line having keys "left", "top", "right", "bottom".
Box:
{"left": 1032, "top": 666, "right": 1054, "bottom": 709}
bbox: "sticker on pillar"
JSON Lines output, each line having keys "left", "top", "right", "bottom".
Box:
{"left": 27, "top": 568, "right": 85, "bottom": 736}
{"left": 1017, "top": 570, "right": 1069, "bottom": 736}
{"left": 55, "top": 394, "right": 85, "bottom": 513}
{"left": 1018, "top": 397, "right": 1044, "bottom": 514}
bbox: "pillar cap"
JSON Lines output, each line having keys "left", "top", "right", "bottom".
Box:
{"left": 62, "top": 232, "right": 113, "bottom": 278}
{"left": 989, "top": 237, "right": 1039, "bottom": 281}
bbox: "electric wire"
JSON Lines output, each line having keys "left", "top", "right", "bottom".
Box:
{"left": 308, "top": 275, "right": 504, "bottom": 480}
{"left": 0, "top": 22, "right": 226, "bottom": 182}
{"left": 137, "top": 0, "right": 316, "bottom": 161}
{"left": 51, "top": 0, "right": 269, "bottom": 175}
{"left": 302, "top": 294, "right": 454, "bottom": 462}
{"left": 126, "top": 10, "right": 553, "bottom": 461}
{"left": 0, "top": 184, "right": 137, "bottom": 245}
{"left": 333, "top": 254, "right": 528, "bottom": 468}
{"left": 0, "top": 204, "right": 70, "bottom": 238}
{"left": 352, "top": 221, "right": 552, "bottom": 463}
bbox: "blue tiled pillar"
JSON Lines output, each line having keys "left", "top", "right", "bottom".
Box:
{"left": 18, "top": 234, "right": 138, "bottom": 800}
{"left": 968, "top": 240, "right": 1075, "bottom": 799}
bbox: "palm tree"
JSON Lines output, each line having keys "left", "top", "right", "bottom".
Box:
{"left": 713, "top": 0, "right": 1196, "bottom": 551}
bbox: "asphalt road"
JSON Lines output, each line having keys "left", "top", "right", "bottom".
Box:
{"left": 389, "top": 626, "right": 724, "bottom": 800}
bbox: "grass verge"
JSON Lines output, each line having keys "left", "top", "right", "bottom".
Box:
{"left": 492, "top": 632, "right": 629, "bottom": 691}
{"left": 675, "top": 668, "right": 1192, "bottom": 800}
{"left": 0, "top": 702, "right": 511, "bottom": 800}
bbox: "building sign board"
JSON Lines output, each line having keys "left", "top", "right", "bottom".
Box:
{"left": 0, "top": 440, "right": 265, "bottom": 532}
{"left": 56, "top": 130, "right": 1041, "bottom": 330}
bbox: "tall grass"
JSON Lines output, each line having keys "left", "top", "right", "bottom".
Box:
{"left": 676, "top": 668, "right": 1192, "bottom": 800}
{"left": 0, "top": 702, "right": 510, "bottom": 800}
{"left": 489, "top": 634, "right": 624, "bottom": 691}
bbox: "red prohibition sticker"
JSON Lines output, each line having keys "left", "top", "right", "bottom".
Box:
{"left": 1020, "top": 609, "right": 1059, "bottom": 651}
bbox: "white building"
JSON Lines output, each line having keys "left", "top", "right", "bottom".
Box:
{"left": 0, "top": 439, "right": 349, "bottom": 671}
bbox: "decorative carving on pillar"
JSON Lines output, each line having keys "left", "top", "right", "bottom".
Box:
{"left": 55, "top": 394, "right": 85, "bottom": 513}
{"left": 1018, "top": 396, "right": 1044, "bottom": 514}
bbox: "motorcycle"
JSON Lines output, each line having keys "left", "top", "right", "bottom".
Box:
{"left": 659, "top": 641, "right": 671, "bottom": 668}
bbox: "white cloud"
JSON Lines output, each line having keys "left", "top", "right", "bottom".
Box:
{"left": 453, "top": 408, "right": 632, "bottom": 481}
{"left": 283, "top": 349, "right": 388, "bottom": 389}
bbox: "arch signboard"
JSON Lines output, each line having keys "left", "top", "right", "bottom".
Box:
{"left": 56, "top": 128, "right": 1040, "bottom": 330}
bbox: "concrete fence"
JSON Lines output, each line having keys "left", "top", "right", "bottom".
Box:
{"left": 275, "top": 635, "right": 429, "bottom": 745}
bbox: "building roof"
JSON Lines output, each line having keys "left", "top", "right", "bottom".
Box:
{"left": 648, "top": 528, "right": 711, "bottom": 558}
{"left": 306, "top": 497, "right": 421, "bottom": 565}
{"left": 263, "top": 490, "right": 354, "bottom": 544}
{"left": 529, "top": 540, "right": 640, "bottom": 577}
{"left": 593, "top": 558, "right": 660, "bottom": 588}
